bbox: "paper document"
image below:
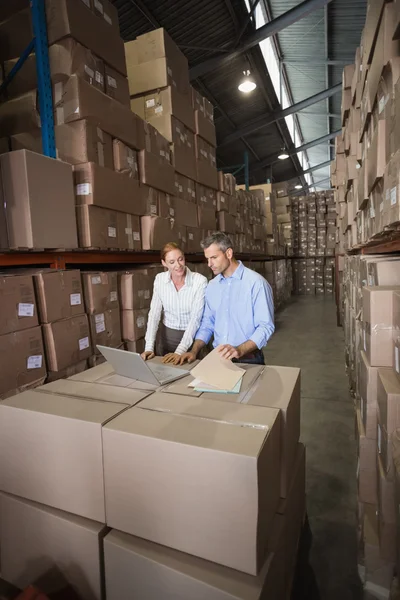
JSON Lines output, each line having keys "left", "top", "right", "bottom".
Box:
{"left": 189, "top": 378, "right": 242, "bottom": 394}
{"left": 191, "top": 348, "right": 245, "bottom": 391}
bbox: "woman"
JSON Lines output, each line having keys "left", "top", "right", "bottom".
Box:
{"left": 141, "top": 242, "right": 208, "bottom": 364}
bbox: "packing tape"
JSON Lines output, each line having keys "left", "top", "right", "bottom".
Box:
{"left": 236, "top": 367, "right": 265, "bottom": 405}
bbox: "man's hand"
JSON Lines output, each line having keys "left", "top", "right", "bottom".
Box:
{"left": 141, "top": 351, "right": 155, "bottom": 361}
{"left": 217, "top": 344, "right": 241, "bottom": 360}
{"left": 177, "top": 351, "right": 197, "bottom": 365}
{"left": 162, "top": 353, "right": 181, "bottom": 365}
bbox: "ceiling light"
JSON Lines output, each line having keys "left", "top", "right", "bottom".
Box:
{"left": 278, "top": 147, "right": 289, "bottom": 160}
{"left": 295, "top": 184, "right": 302, "bottom": 190}
{"left": 238, "top": 70, "right": 257, "bottom": 94}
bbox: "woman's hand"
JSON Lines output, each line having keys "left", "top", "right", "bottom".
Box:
{"left": 162, "top": 353, "right": 181, "bottom": 365}
{"left": 141, "top": 351, "right": 155, "bottom": 361}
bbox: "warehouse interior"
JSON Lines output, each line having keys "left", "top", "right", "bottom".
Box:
{"left": 1, "top": 0, "right": 400, "bottom": 598}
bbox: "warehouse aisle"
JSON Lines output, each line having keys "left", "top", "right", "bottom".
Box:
{"left": 264, "top": 296, "right": 362, "bottom": 600}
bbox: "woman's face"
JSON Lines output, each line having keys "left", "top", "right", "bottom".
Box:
{"left": 162, "top": 249, "right": 186, "bottom": 275}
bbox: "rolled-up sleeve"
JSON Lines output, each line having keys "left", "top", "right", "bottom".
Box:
{"left": 194, "top": 290, "right": 215, "bottom": 345}
{"left": 249, "top": 279, "right": 275, "bottom": 349}
{"left": 175, "top": 277, "right": 207, "bottom": 354}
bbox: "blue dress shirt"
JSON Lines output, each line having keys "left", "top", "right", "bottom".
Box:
{"left": 195, "top": 261, "right": 275, "bottom": 349}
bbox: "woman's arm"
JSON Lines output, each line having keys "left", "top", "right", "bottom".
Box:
{"left": 144, "top": 278, "right": 163, "bottom": 353}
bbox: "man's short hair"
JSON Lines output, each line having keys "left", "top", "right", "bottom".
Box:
{"left": 201, "top": 232, "right": 234, "bottom": 253}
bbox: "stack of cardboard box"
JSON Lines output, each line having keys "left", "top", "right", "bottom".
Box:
{"left": 291, "top": 192, "right": 336, "bottom": 259}
{"left": 263, "top": 260, "right": 293, "bottom": 309}
{"left": 292, "top": 257, "right": 335, "bottom": 296}
{"left": 0, "top": 358, "right": 305, "bottom": 600}
{"left": 332, "top": 0, "right": 400, "bottom": 253}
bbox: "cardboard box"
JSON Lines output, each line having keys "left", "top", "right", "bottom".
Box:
{"left": 367, "top": 259, "right": 400, "bottom": 286}
{"left": 102, "top": 392, "right": 281, "bottom": 574}
{"left": 138, "top": 149, "right": 175, "bottom": 195}
{"left": 105, "top": 63, "right": 130, "bottom": 106}
{"left": 42, "top": 314, "right": 92, "bottom": 372}
{"left": 0, "top": 91, "right": 40, "bottom": 137}
{"left": 46, "top": 0, "right": 127, "bottom": 76}
{"left": 195, "top": 136, "right": 218, "bottom": 189}
{"left": 0, "top": 150, "right": 77, "bottom": 250}
{"left": 0, "top": 492, "right": 107, "bottom": 600}
{"left": 119, "top": 270, "right": 154, "bottom": 311}
{"left": 195, "top": 110, "right": 217, "bottom": 147}
{"left": 77, "top": 205, "right": 141, "bottom": 250}
{"left": 383, "top": 149, "right": 400, "bottom": 227}
{"left": 121, "top": 308, "right": 149, "bottom": 341}
{"left": 140, "top": 216, "right": 182, "bottom": 250}
{"left": 0, "top": 327, "right": 46, "bottom": 399}
{"left": 196, "top": 183, "right": 217, "bottom": 209}
{"left": 73, "top": 162, "right": 146, "bottom": 214}
{"left": 377, "top": 453, "right": 396, "bottom": 525}
{"left": 0, "top": 389, "right": 130, "bottom": 521}
{"left": 113, "top": 139, "right": 139, "bottom": 178}
{"left": 34, "top": 270, "right": 83, "bottom": 324}
{"left": 0, "top": 273, "right": 38, "bottom": 336}
{"left": 186, "top": 227, "right": 204, "bottom": 252}
{"left": 217, "top": 211, "right": 236, "bottom": 233}
{"left": 377, "top": 368, "right": 400, "bottom": 476}
{"left": 89, "top": 308, "right": 122, "bottom": 352}
{"left": 197, "top": 205, "right": 217, "bottom": 230}
{"left": 55, "top": 120, "right": 114, "bottom": 168}
{"left": 367, "top": 120, "right": 386, "bottom": 195}
{"left": 355, "top": 407, "right": 377, "bottom": 504}
{"left": 54, "top": 75, "right": 145, "bottom": 151}
{"left": 358, "top": 350, "right": 382, "bottom": 439}
{"left": 216, "top": 192, "right": 229, "bottom": 212}
{"left": 0, "top": 8, "right": 32, "bottom": 62}
{"left": 362, "top": 287, "right": 400, "bottom": 367}
{"left": 4, "top": 38, "right": 105, "bottom": 99}
{"left": 131, "top": 86, "right": 195, "bottom": 134}
{"left": 170, "top": 117, "right": 197, "bottom": 180}
{"left": 124, "top": 29, "right": 190, "bottom": 96}
{"left": 82, "top": 271, "right": 119, "bottom": 314}
{"left": 172, "top": 197, "right": 199, "bottom": 227}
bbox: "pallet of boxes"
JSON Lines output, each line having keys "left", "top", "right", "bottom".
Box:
{"left": 0, "top": 348, "right": 305, "bottom": 599}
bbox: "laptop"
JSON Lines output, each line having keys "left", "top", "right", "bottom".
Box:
{"left": 96, "top": 346, "right": 189, "bottom": 386}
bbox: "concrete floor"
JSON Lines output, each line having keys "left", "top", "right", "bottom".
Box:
{"left": 264, "top": 296, "right": 362, "bottom": 600}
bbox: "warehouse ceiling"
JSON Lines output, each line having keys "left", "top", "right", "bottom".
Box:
{"left": 113, "top": 0, "right": 367, "bottom": 189}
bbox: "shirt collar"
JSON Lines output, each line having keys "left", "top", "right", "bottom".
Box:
{"left": 217, "top": 261, "right": 244, "bottom": 283}
{"left": 167, "top": 266, "right": 192, "bottom": 286}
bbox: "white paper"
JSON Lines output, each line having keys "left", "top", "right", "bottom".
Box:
{"left": 107, "top": 76, "right": 117, "bottom": 89}
{"left": 110, "top": 291, "right": 118, "bottom": 303}
{"left": 150, "top": 204, "right": 157, "bottom": 215}
{"left": 76, "top": 183, "right": 91, "bottom": 196}
{"left": 155, "top": 106, "right": 163, "bottom": 114}
{"left": 191, "top": 348, "right": 245, "bottom": 391}
{"left": 91, "top": 276, "right": 102, "bottom": 285}
{"left": 18, "top": 303, "right": 34, "bottom": 317}
{"left": 70, "top": 293, "right": 81, "bottom": 306}
{"left": 133, "top": 232, "right": 141, "bottom": 241}
{"left": 108, "top": 226, "right": 117, "bottom": 238}
{"left": 84, "top": 65, "right": 94, "bottom": 79}
{"left": 96, "top": 321, "right": 106, "bottom": 333}
{"left": 79, "top": 337, "right": 90, "bottom": 351}
{"left": 96, "top": 71, "right": 104, "bottom": 85}
{"left": 137, "top": 316, "right": 145, "bottom": 328}
{"left": 391, "top": 187, "right": 397, "bottom": 206}
{"left": 27, "top": 355, "right": 42, "bottom": 369}
{"left": 146, "top": 99, "right": 156, "bottom": 108}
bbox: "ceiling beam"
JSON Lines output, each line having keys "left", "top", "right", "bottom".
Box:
{"left": 221, "top": 83, "right": 341, "bottom": 145}
{"left": 282, "top": 59, "right": 352, "bottom": 65}
{"left": 189, "top": 0, "right": 334, "bottom": 80}
{"left": 302, "top": 160, "right": 331, "bottom": 175}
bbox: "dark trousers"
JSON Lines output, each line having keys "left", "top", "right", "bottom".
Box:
{"left": 233, "top": 350, "right": 265, "bottom": 365}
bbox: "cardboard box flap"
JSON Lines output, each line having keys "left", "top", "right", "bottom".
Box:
{"left": 40, "top": 379, "right": 152, "bottom": 406}
{"left": 1, "top": 389, "right": 128, "bottom": 423}
{"left": 69, "top": 361, "right": 114, "bottom": 382}
{"left": 105, "top": 397, "right": 278, "bottom": 456}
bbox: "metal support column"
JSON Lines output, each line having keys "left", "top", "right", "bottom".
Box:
{"left": 244, "top": 151, "right": 249, "bottom": 190}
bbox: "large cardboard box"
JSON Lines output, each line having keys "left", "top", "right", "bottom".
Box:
{"left": 53, "top": 75, "right": 145, "bottom": 151}
{"left": 377, "top": 453, "right": 396, "bottom": 527}
{"left": 89, "top": 308, "right": 122, "bottom": 353}
{"left": 368, "top": 259, "right": 400, "bottom": 286}
{"left": 34, "top": 270, "right": 84, "bottom": 324}
{"left": 42, "top": 314, "right": 92, "bottom": 372}
{"left": 121, "top": 308, "right": 149, "bottom": 342}
{"left": 41, "top": 377, "right": 152, "bottom": 406}
{"left": 76, "top": 206, "right": 141, "bottom": 250}
{"left": 73, "top": 162, "right": 145, "bottom": 214}
{"left": 195, "top": 136, "right": 218, "bottom": 190}
{"left": 46, "top": 0, "right": 127, "bottom": 75}
{"left": 197, "top": 205, "right": 217, "bottom": 230}
{"left": 0, "top": 389, "right": 130, "bottom": 521}
{"left": 104, "top": 63, "right": 130, "bottom": 106}
{"left": 170, "top": 118, "right": 197, "bottom": 180}
{"left": 0, "top": 327, "right": 46, "bottom": 399}
{"left": 103, "top": 392, "right": 281, "bottom": 574}
{"left": 125, "top": 29, "right": 190, "bottom": 96}
{"left": 173, "top": 197, "right": 199, "bottom": 227}
{"left": 119, "top": 270, "right": 154, "bottom": 311}
{"left": 218, "top": 211, "right": 236, "bottom": 234}
{"left": 196, "top": 183, "right": 217, "bottom": 210}
{"left": 0, "top": 91, "right": 40, "bottom": 137}
{"left": 362, "top": 287, "right": 400, "bottom": 367}
{"left": 131, "top": 86, "right": 195, "bottom": 134}
{"left": 113, "top": 139, "right": 139, "bottom": 178}
{"left": 55, "top": 120, "right": 114, "bottom": 168}
{"left": 0, "top": 492, "right": 107, "bottom": 600}
{"left": 377, "top": 368, "right": 400, "bottom": 476}
{"left": 138, "top": 149, "right": 175, "bottom": 195}
{"left": 82, "top": 271, "right": 119, "bottom": 315}
{"left": 0, "top": 273, "right": 38, "bottom": 336}
{"left": 0, "top": 150, "right": 78, "bottom": 250}
{"left": 195, "top": 108, "right": 217, "bottom": 147}
{"left": 140, "top": 216, "right": 183, "bottom": 250}
{"left": 358, "top": 350, "right": 383, "bottom": 440}
{"left": 361, "top": 502, "right": 395, "bottom": 594}
{"left": 186, "top": 227, "right": 204, "bottom": 253}
{"left": 355, "top": 407, "right": 377, "bottom": 504}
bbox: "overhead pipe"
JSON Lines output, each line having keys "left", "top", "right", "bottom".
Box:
{"left": 189, "top": 0, "right": 334, "bottom": 80}
{"left": 221, "top": 83, "right": 341, "bottom": 145}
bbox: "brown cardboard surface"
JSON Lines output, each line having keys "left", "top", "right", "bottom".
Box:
{"left": 54, "top": 75, "right": 145, "bottom": 150}
{"left": 377, "top": 368, "right": 400, "bottom": 461}
{"left": 119, "top": 270, "right": 154, "bottom": 311}
{"left": 103, "top": 393, "right": 281, "bottom": 574}
{"left": 7, "top": 130, "right": 42, "bottom": 155}
{"left": 113, "top": 140, "right": 139, "bottom": 178}
{"left": 41, "top": 378, "right": 151, "bottom": 406}
{"left": 77, "top": 205, "right": 140, "bottom": 250}
{"left": 186, "top": 227, "right": 204, "bottom": 252}
{"left": 121, "top": 308, "right": 149, "bottom": 342}
{"left": 46, "top": 0, "right": 127, "bottom": 75}
{"left": 359, "top": 350, "right": 382, "bottom": 440}
{"left": 173, "top": 197, "right": 199, "bottom": 227}
{"left": 195, "top": 109, "right": 217, "bottom": 147}
{"left": 34, "top": 270, "right": 83, "bottom": 324}
{"left": 42, "top": 314, "right": 92, "bottom": 372}
{"left": 218, "top": 211, "right": 236, "bottom": 234}
{"left": 0, "top": 150, "right": 78, "bottom": 250}
{"left": 0, "top": 273, "right": 38, "bottom": 336}
{"left": 0, "top": 8, "right": 32, "bottom": 62}
{"left": 140, "top": 216, "right": 182, "bottom": 250}
{"left": 195, "top": 136, "right": 218, "bottom": 189}
{"left": 197, "top": 205, "right": 217, "bottom": 230}
{"left": 363, "top": 286, "right": 400, "bottom": 367}
{"left": 131, "top": 86, "right": 195, "bottom": 134}
{"left": 89, "top": 308, "right": 122, "bottom": 353}
{"left": 74, "top": 162, "right": 145, "bottom": 214}
{"left": 0, "top": 91, "right": 40, "bottom": 137}
{"left": 0, "top": 327, "right": 46, "bottom": 399}
{"left": 377, "top": 452, "right": 396, "bottom": 525}
{"left": 105, "top": 63, "right": 130, "bottom": 106}
{"left": 367, "top": 120, "right": 386, "bottom": 195}
{"left": 0, "top": 389, "right": 129, "bottom": 521}
{"left": 82, "top": 271, "right": 119, "bottom": 314}
{"left": 355, "top": 407, "right": 377, "bottom": 504}
{"left": 170, "top": 117, "right": 197, "bottom": 180}
{"left": 55, "top": 120, "right": 114, "bottom": 168}
{"left": 138, "top": 150, "right": 175, "bottom": 195}
{"left": 0, "top": 492, "right": 107, "bottom": 600}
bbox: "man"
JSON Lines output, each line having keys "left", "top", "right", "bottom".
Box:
{"left": 178, "top": 232, "right": 274, "bottom": 365}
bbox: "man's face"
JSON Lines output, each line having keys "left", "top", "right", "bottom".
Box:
{"left": 204, "top": 244, "right": 232, "bottom": 276}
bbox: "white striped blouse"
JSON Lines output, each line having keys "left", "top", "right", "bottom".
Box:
{"left": 145, "top": 267, "right": 208, "bottom": 355}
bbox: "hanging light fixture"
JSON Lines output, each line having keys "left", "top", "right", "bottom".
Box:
{"left": 295, "top": 184, "right": 302, "bottom": 190}
{"left": 238, "top": 70, "right": 257, "bottom": 93}
{"left": 278, "top": 147, "right": 289, "bottom": 160}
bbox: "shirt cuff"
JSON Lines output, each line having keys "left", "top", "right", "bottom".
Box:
{"left": 145, "top": 343, "right": 154, "bottom": 353}
{"left": 249, "top": 330, "right": 265, "bottom": 350}
{"left": 174, "top": 346, "right": 185, "bottom": 355}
